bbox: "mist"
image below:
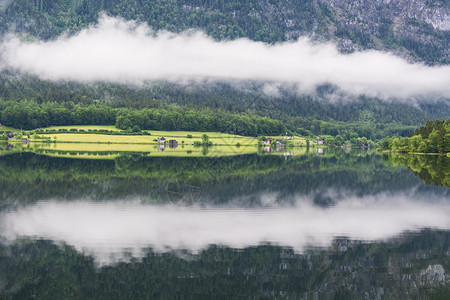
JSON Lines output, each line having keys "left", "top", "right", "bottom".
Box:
{"left": 1, "top": 192, "right": 449, "bottom": 265}
{"left": 1, "top": 15, "right": 449, "bottom": 99}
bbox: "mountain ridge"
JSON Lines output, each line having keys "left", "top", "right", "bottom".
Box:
{"left": 0, "top": 0, "right": 449, "bottom": 64}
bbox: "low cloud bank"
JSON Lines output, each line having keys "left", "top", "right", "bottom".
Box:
{"left": 1, "top": 192, "right": 449, "bottom": 265}
{"left": 0, "top": 15, "right": 449, "bottom": 99}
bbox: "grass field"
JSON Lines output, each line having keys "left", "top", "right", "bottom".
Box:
{"left": 267, "top": 136, "right": 308, "bottom": 147}
{"left": 0, "top": 125, "right": 20, "bottom": 133}
{"left": 34, "top": 142, "right": 257, "bottom": 153}
{"left": 33, "top": 133, "right": 259, "bottom": 146}
{"left": 35, "top": 126, "right": 307, "bottom": 144}
{"left": 3, "top": 125, "right": 311, "bottom": 157}
{"left": 33, "top": 128, "right": 260, "bottom": 146}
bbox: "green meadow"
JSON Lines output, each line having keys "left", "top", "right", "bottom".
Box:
{"left": 35, "top": 132, "right": 258, "bottom": 146}
{"left": 31, "top": 126, "right": 259, "bottom": 146}
{"left": 2, "top": 125, "right": 314, "bottom": 158}
{"left": 0, "top": 125, "right": 21, "bottom": 133}
{"left": 29, "top": 126, "right": 309, "bottom": 146}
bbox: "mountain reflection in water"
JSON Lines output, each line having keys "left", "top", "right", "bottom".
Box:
{"left": 1, "top": 192, "right": 449, "bottom": 265}
{"left": 0, "top": 151, "right": 449, "bottom": 299}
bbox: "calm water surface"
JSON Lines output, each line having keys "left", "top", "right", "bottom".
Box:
{"left": 0, "top": 150, "right": 449, "bottom": 299}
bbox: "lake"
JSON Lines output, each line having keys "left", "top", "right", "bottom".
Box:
{"left": 0, "top": 148, "right": 449, "bottom": 298}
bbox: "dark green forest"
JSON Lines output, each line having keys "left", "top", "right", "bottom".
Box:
{"left": 1, "top": 77, "right": 448, "bottom": 139}
{"left": 382, "top": 119, "right": 450, "bottom": 154}
{"left": 1, "top": 151, "right": 447, "bottom": 207}
{"left": 1, "top": 231, "right": 448, "bottom": 299}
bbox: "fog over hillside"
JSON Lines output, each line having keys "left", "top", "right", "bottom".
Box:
{"left": 1, "top": 15, "right": 449, "bottom": 100}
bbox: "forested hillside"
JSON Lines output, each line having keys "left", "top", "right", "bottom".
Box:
{"left": 0, "top": 0, "right": 449, "bottom": 137}
{"left": 2, "top": 77, "right": 448, "bottom": 139}
{"left": 383, "top": 119, "right": 450, "bottom": 153}
{"left": 1, "top": 0, "right": 448, "bottom": 64}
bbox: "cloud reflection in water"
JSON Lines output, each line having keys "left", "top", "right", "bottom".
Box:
{"left": 1, "top": 192, "right": 449, "bottom": 265}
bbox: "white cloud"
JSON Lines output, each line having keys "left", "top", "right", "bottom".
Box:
{"left": 1, "top": 192, "right": 449, "bottom": 265}
{"left": 0, "top": 15, "right": 449, "bottom": 99}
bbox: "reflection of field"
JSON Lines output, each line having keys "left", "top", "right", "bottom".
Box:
{"left": 31, "top": 142, "right": 310, "bottom": 159}
{"left": 36, "top": 142, "right": 155, "bottom": 152}
{"left": 33, "top": 143, "right": 258, "bottom": 158}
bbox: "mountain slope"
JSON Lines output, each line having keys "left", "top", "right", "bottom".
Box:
{"left": 0, "top": 0, "right": 449, "bottom": 64}
{"left": 0, "top": 0, "right": 448, "bottom": 138}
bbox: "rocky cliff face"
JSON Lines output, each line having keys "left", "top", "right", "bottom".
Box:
{"left": 253, "top": 0, "right": 449, "bottom": 63}
{"left": 215, "top": 0, "right": 449, "bottom": 63}
{"left": 320, "top": 0, "right": 449, "bottom": 61}
{"left": 325, "top": 0, "right": 449, "bottom": 31}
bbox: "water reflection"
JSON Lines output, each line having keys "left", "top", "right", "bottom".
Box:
{"left": 3, "top": 152, "right": 448, "bottom": 208}
{"left": 2, "top": 191, "right": 449, "bottom": 265}
{"left": 1, "top": 151, "right": 449, "bottom": 298}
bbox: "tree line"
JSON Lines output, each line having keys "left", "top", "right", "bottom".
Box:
{"left": 0, "top": 100, "right": 286, "bottom": 136}
{"left": 382, "top": 119, "right": 450, "bottom": 154}
{"left": 0, "top": 97, "right": 431, "bottom": 140}
{"left": 2, "top": 72, "right": 446, "bottom": 140}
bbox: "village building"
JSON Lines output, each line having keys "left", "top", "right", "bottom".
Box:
{"left": 263, "top": 138, "right": 274, "bottom": 145}
{"left": 317, "top": 137, "right": 326, "bottom": 145}
{"left": 342, "top": 141, "right": 351, "bottom": 148}
{"left": 357, "top": 137, "right": 369, "bottom": 148}
{"left": 157, "top": 137, "right": 166, "bottom": 144}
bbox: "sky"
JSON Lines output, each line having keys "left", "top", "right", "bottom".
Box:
{"left": 1, "top": 15, "right": 449, "bottom": 99}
